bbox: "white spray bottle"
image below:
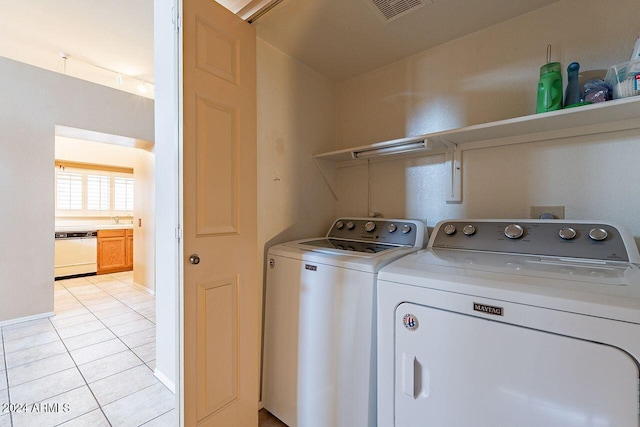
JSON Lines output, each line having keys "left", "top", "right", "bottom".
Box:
{"left": 630, "top": 33, "right": 640, "bottom": 62}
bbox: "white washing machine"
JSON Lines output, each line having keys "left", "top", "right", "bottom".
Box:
{"left": 377, "top": 219, "right": 640, "bottom": 427}
{"left": 262, "top": 217, "right": 427, "bottom": 427}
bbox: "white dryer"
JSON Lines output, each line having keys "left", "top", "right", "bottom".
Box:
{"left": 377, "top": 219, "right": 640, "bottom": 427}
{"left": 262, "top": 218, "right": 427, "bottom": 427}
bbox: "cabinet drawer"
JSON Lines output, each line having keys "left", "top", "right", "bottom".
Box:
{"left": 98, "top": 229, "right": 126, "bottom": 238}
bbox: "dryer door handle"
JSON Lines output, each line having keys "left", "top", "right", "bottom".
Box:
{"left": 402, "top": 353, "right": 417, "bottom": 398}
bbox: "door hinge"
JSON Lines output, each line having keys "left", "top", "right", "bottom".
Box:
{"left": 175, "top": 227, "right": 183, "bottom": 241}
{"left": 172, "top": 6, "right": 181, "bottom": 32}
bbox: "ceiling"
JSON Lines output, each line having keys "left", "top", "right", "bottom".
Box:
{"left": 0, "top": 0, "right": 563, "bottom": 96}
{"left": 0, "top": 0, "right": 155, "bottom": 98}
{"left": 254, "top": 0, "right": 563, "bottom": 81}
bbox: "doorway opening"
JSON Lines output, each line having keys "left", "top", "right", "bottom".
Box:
{"left": 53, "top": 125, "right": 155, "bottom": 293}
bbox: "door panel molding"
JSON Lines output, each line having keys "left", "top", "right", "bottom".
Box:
{"left": 196, "top": 17, "right": 240, "bottom": 85}
{"left": 195, "top": 95, "right": 239, "bottom": 236}
{"left": 196, "top": 276, "right": 240, "bottom": 421}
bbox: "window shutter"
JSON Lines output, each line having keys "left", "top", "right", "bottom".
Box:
{"left": 114, "top": 177, "right": 134, "bottom": 211}
{"left": 87, "top": 175, "right": 111, "bottom": 211}
{"left": 56, "top": 172, "right": 83, "bottom": 210}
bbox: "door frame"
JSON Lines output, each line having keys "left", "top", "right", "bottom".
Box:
{"left": 153, "top": 0, "right": 185, "bottom": 425}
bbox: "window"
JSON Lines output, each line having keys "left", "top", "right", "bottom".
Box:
{"left": 55, "top": 164, "right": 134, "bottom": 217}
{"left": 56, "top": 172, "right": 83, "bottom": 210}
{"left": 114, "top": 177, "right": 134, "bottom": 211}
{"left": 87, "top": 174, "right": 111, "bottom": 211}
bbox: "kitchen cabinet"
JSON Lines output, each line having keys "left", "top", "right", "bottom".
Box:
{"left": 126, "top": 229, "right": 133, "bottom": 269}
{"left": 314, "top": 96, "right": 640, "bottom": 203}
{"left": 97, "top": 228, "right": 133, "bottom": 274}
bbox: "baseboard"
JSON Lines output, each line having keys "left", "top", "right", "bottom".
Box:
{"left": 131, "top": 281, "right": 155, "bottom": 296}
{"left": 0, "top": 311, "right": 55, "bottom": 327}
{"left": 154, "top": 368, "right": 176, "bottom": 394}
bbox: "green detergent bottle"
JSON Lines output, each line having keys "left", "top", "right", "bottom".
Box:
{"left": 536, "top": 61, "right": 563, "bottom": 113}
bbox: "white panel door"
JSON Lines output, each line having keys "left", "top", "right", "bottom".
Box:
{"left": 395, "top": 302, "right": 639, "bottom": 426}
{"left": 183, "top": 0, "right": 258, "bottom": 425}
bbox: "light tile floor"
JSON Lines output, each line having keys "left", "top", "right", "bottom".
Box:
{"left": 0, "top": 272, "right": 175, "bottom": 427}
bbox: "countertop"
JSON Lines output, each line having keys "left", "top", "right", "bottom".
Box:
{"left": 55, "top": 224, "right": 134, "bottom": 233}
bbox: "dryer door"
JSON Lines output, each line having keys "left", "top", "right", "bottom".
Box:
{"left": 395, "top": 302, "right": 639, "bottom": 427}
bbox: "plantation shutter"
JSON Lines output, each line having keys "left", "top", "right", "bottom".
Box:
{"left": 114, "top": 177, "right": 134, "bottom": 211}
{"left": 87, "top": 174, "right": 111, "bottom": 211}
{"left": 56, "top": 172, "right": 83, "bottom": 210}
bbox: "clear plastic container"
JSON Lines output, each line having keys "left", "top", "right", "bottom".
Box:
{"left": 605, "top": 60, "right": 640, "bottom": 99}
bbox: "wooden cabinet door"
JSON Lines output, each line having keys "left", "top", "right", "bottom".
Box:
{"left": 126, "top": 229, "right": 134, "bottom": 269}
{"left": 97, "top": 229, "right": 130, "bottom": 274}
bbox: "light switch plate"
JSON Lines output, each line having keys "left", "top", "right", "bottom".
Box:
{"left": 530, "top": 205, "right": 565, "bottom": 219}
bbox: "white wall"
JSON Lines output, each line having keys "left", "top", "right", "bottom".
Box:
{"left": 257, "top": 38, "right": 338, "bottom": 257}
{"left": 0, "top": 56, "right": 153, "bottom": 324}
{"left": 54, "top": 136, "right": 156, "bottom": 292}
{"left": 335, "top": 0, "right": 640, "bottom": 242}
{"left": 153, "top": 0, "right": 179, "bottom": 392}
{"left": 133, "top": 148, "right": 156, "bottom": 293}
{"left": 256, "top": 37, "right": 339, "bottom": 400}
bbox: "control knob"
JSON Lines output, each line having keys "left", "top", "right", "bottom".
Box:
{"left": 364, "top": 221, "right": 376, "bottom": 232}
{"left": 504, "top": 224, "right": 524, "bottom": 239}
{"left": 388, "top": 223, "right": 397, "bottom": 233}
{"left": 443, "top": 224, "right": 456, "bottom": 235}
{"left": 335, "top": 220, "right": 344, "bottom": 229}
{"left": 589, "top": 228, "right": 608, "bottom": 241}
{"left": 401, "top": 224, "right": 412, "bottom": 234}
{"left": 462, "top": 224, "right": 476, "bottom": 236}
{"left": 346, "top": 221, "right": 355, "bottom": 230}
{"left": 558, "top": 227, "right": 577, "bottom": 240}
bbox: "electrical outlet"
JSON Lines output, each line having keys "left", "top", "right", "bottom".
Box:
{"left": 530, "top": 206, "right": 565, "bottom": 219}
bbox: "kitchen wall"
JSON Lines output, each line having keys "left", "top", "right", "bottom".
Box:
{"left": 0, "top": 56, "right": 154, "bottom": 324}
{"left": 54, "top": 136, "right": 156, "bottom": 293}
{"left": 335, "top": 0, "right": 640, "bottom": 241}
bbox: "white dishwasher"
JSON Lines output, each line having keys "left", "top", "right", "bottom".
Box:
{"left": 54, "top": 231, "right": 98, "bottom": 278}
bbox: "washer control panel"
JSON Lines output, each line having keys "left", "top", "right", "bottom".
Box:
{"left": 328, "top": 218, "right": 425, "bottom": 247}
{"left": 431, "top": 220, "right": 631, "bottom": 261}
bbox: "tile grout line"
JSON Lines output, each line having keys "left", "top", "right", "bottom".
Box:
{"left": 2, "top": 341, "right": 68, "bottom": 370}
{"left": 4, "top": 273, "right": 161, "bottom": 427}
{"left": 0, "top": 329, "right": 14, "bottom": 427}
{"left": 47, "top": 317, "right": 112, "bottom": 427}
{"left": 57, "top": 274, "right": 145, "bottom": 425}
{"left": 139, "top": 408, "right": 174, "bottom": 426}
{"left": 59, "top": 275, "right": 167, "bottom": 421}
{"left": 71, "top": 285, "right": 155, "bottom": 324}
{"left": 61, "top": 278, "right": 155, "bottom": 359}
{"left": 90, "top": 279, "right": 156, "bottom": 325}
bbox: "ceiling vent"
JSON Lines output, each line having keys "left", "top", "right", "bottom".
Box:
{"left": 366, "top": 0, "right": 432, "bottom": 23}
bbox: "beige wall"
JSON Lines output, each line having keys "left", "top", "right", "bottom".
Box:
{"left": 54, "top": 136, "right": 156, "bottom": 293}
{"left": 0, "top": 56, "right": 154, "bottom": 324}
{"left": 257, "top": 38, "right": 338, "bottom": 265}
{"left": 335, "top": 0, "right": 640, "bottom": 242}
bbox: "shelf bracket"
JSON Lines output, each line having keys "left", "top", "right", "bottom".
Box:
{"left": 313, "top": 157, "right": 339, "bottom": 201}
{"left": 440, "top": 139, "right": 462, "bottom": 203}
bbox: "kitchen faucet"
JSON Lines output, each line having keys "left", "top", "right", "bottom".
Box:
{"left": 112, "top": 215, "right": 120, "bottom": 224}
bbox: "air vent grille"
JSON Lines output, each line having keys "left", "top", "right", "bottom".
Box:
{"left": 369, "top": 0, "right": 428, "bottom": 22}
